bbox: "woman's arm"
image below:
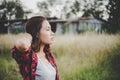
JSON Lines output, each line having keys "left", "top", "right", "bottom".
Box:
{"left": 15, "top": 36, "right": 32, "bottom": 52}
{"left": 11, "top": 35, "right": 32, "bottom": 64}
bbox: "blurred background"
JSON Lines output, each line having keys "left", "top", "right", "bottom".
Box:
{"left": 0, "top": 0, "right": 120, "bottom": 80}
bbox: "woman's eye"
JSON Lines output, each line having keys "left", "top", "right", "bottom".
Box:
{"left": 46, "top": 28, "right": 50, "bottom": 31}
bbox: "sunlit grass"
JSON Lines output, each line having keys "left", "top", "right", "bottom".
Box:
{"left": 52, "top": 33, "right": 120, "bottom": 80}
{"left": 0, "top": 33, "right": 120, "bottom": 80}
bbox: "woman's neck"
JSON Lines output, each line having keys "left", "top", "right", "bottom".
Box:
{"left": 37, "top": 43, "right": 46, "bottom": 57}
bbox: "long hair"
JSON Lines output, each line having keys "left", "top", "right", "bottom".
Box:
{"left": 25, "top": 16, "right": 49, "bottom": 52}
{"left": 25, "top": 16, "right": 59, "bottom": 80}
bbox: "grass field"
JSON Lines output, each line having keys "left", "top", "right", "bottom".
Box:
{"left": 0, "top": 33, "right": 120, "bottom": 80}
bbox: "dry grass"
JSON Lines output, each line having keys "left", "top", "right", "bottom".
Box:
{"left": 0, "top": 33, "right": 120, "bottom": 80}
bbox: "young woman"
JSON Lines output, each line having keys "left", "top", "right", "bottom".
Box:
{"left": 11, "top": 16, "right": 60, "bottom": 80}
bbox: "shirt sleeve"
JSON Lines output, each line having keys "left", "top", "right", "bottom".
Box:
{"left": 11, "top": 46, "right": 32, "bottom": 64}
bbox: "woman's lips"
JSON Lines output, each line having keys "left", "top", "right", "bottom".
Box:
{"left": 51, "top": 37, "right": 54, "bottom": 41}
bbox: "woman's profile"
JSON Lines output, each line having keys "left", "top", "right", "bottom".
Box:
{"left": 11, "top": 16, "right": 60, "bottom": 80}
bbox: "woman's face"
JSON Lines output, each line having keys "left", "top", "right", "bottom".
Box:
{"left": 39, "top": 20, "right": 54, "bottom": 45}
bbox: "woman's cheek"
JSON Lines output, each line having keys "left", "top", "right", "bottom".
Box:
{"left": 40, "top": 30, "right": 52, "bottom": 44}
{"left": 42, "top": 35, "right": 50, "bottom": 44}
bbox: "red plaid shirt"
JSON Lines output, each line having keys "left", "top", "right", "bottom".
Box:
{"left": 11, "top": 46, "right": 60, "bottom": 80}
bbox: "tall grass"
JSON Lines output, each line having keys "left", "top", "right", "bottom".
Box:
{"left": 52, "top": 33, "right": 120, "bottom": 80}
{"left": 0, "top": 33, "right": 120, "bottom": 80}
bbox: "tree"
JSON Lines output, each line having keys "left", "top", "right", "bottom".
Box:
{"left": 63, "top": 0, "right": 106, "bottom": 19}
{"left": 0, "top": 0, "right": 26, "bottom": 34}
{"left": 64, "top": 0, "right": 81, "bottom": 18}
{"left": 37, "top": 0, "right": 79, "bottom": 18}
{"left": 70, "top": 0, "right": 120, "bottom": 33}
{"left": 37, "top": 0, "right": 58, "bottom": 17}
{"left": 37, "top": 1, "right": 51, "bottom": 17}
{"left": 0, "top": 0, "right": 24, "bottom": 20}
{"left": 106, "top": 0, "right": 120, "bottom": 33}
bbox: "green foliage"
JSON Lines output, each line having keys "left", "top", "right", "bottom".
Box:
{"left": 71, "top": 0, "right": 81, "bottom": 15}
{"left": 10, "top": 27, "right": 24, "bottom": 34}
{"left": 105, "top": 0, "right": 120, "bottom": 33}
{"left": 0, "top": 0, "right": 24, "bottom": 19}
{"left": 74, "top": 0, "right": 120, "bottom": 33}
{"left": 0, "top": 56, "right": 22, "bottom": 80}
{"left": 37, "top": 0, "right": 56, "bottom": 17}
{"left": 62, "top": 22, "right": 70, "bottom": 34}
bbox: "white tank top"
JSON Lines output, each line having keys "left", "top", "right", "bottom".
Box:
{"left": 35, "top": 55, "right": 56, "bottom": 80}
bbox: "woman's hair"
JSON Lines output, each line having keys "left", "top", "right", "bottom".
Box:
{"left": 25, "top": 16, "right": 49, "bottom": 52}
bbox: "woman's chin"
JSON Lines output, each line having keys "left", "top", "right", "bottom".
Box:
{"left": 45, "top": 42, "right": 53, "bottom": 45}
{"left": 50, "top": 41, "right": 55, "bottom": 44}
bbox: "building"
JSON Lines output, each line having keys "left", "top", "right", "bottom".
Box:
{"left": 52, "top": 16, "right": 104, "bottom": 35}
{"left": 0, "top": 16, "right": 105, "bottom": 34}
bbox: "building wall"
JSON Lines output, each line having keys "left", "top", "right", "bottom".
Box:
{"left": 55, "top": 18, "right": 103, "bottom": 35}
